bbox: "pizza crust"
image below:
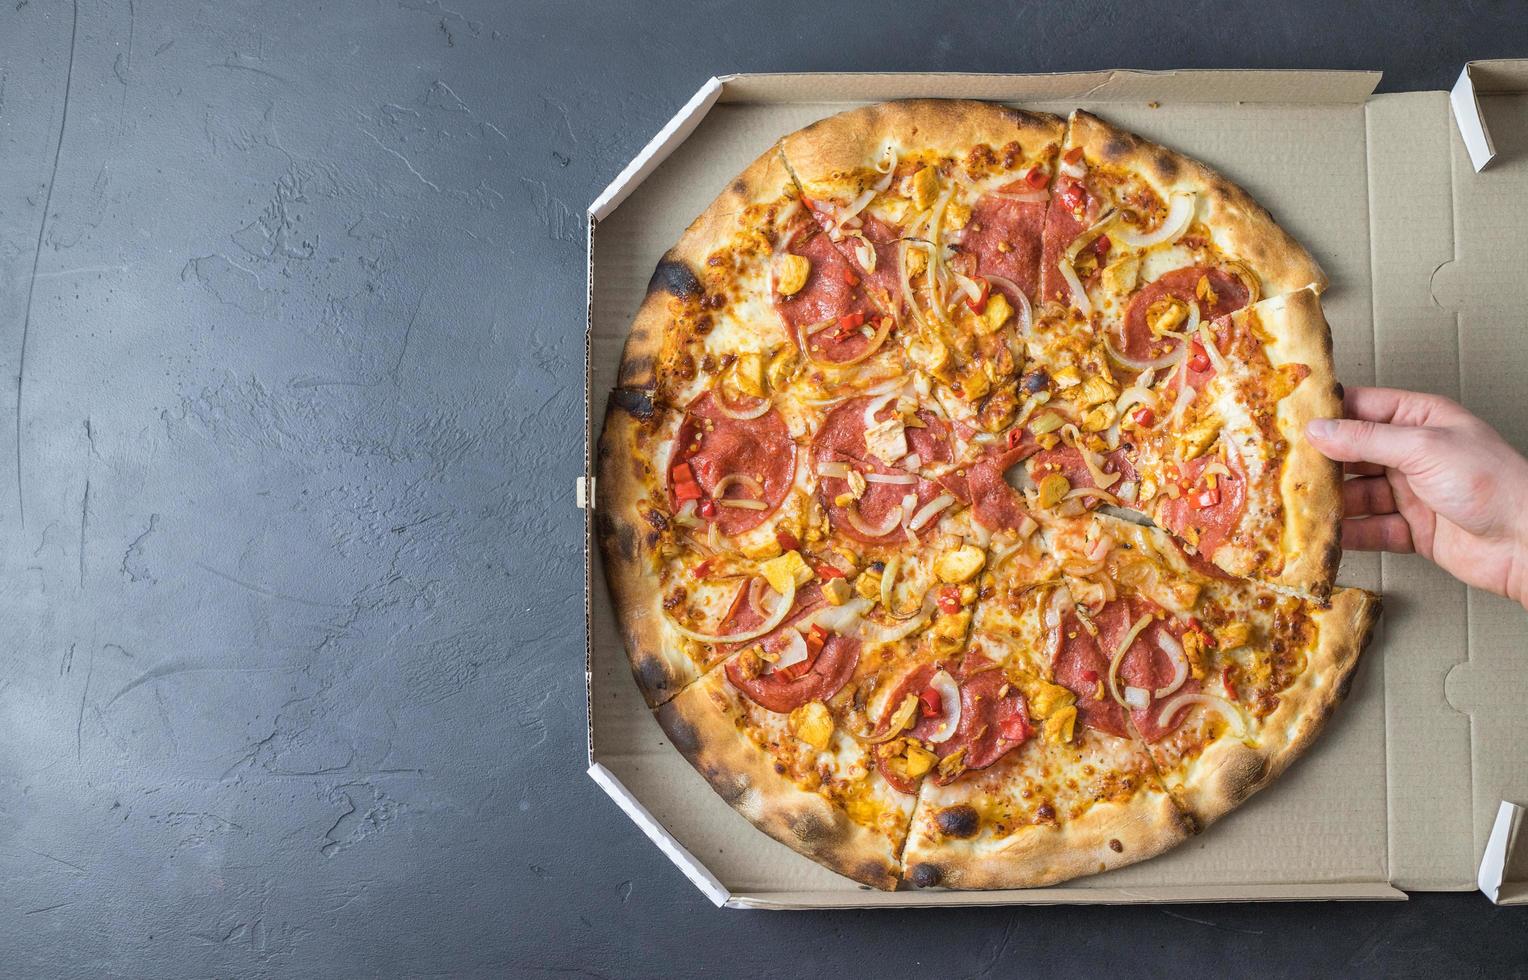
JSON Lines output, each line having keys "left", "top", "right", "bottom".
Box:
{"left": 615, "top": 143, "right": 799, "bottom": 402}
{"left": 1160, "top": 587, "right": 1380, "bottom": 827}
{"left": 1068, "top": 110, "right": 1327, "bottom": 300}
{"left": 782, "top": 98, "right": 1064, "bottom": 190}
{"left": 1258, "top": 287, "right": 1345, "bottom": 599}
{"left": 596, "top": 400, "right": 708, "bottom": 706}
{"left": 656, "top": 671, "right": 908, "bottom": 890}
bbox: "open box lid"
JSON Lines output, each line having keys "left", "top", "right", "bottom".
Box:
{"left": 583, "top": 63, "right": 1528, "bottom": 907}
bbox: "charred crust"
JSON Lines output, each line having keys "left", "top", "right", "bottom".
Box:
{"left": 1102, "top": 136, "right": 1134, "bottom": 163}
{"left": 1151, "top": 150, "right": 1180, "bottom": 182}
{"left": 660, "top": 704, "right": 699, "bottom": 752}
{"left": 647, "top": 257, "right": 703, "bottom": 301}
{"left": 934, "top": 804, "right": 980, "bottom": 839}
{"left": 789, "top": 808, "right": 835, "bottom": 845}
{"left": 908, "top": 862, "right": 942, "bottom": 888}
{"left": 730, "top": 178, "right": 748, "bottom": 197}
{"left": 608, "top": 385, "right": 657, "bottom": 421}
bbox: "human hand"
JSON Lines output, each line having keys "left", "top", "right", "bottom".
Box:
{"left": 1305, "top": 386, "right": 1528, "bottom": 608}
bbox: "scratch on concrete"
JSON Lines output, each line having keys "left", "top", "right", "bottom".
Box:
{"left": 76, "top": 642, "right": 95, "bottom": 762}
{"left": 16, "top": 0, "right": 79, "bottom": 528}
{"left": 363, "top": 129, "right": 440, "bottom": 192}
{"left": 120, "top": 513, "right": 159, "bottom": 583}
{"left": 77, "top": 479, "right": 89, "bottom": 590}
{"left": 194, "top": 561, "right": 350, "bottom": 610}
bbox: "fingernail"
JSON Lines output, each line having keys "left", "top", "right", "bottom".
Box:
{"left": 1307, "top": 418, "right": 1337, "bottom": 440}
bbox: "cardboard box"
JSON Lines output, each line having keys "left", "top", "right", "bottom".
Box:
{"left": 582, "top": 63, "right": 1528, "bottom": 908}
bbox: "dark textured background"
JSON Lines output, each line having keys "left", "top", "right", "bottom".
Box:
{"left": 0, "top": 1, "right": 1525, "bottom": 977}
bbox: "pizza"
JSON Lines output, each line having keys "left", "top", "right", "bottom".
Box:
{"left": 596, "top": 100, "right": 1380, "bottom": 891}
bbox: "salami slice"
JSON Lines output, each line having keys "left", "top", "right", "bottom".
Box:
{"left": 1156, "top": 452, "right": 1248, "bottom": 559}
{"left": 668, "top": 392, "right": 795, "bottom": 536}
{"left": 966, "top": 445, "right": 1037, "bottom": 532}
{"left": 1050, "top": 610, "right": 1129, "bottom": 738}
{"left": 1027, "top": 445, "right": 1137, "bottom": 499}
{"left": 942, "top": 655, "right": 1031, "bottom": 777}
{"left": 811, "top": 397, "right": 955, "bottom": 544}
{"left": 721, "top": 582, "right": 861, "bottom": 714}
{"left": 843, "top": 214, "right": 905, "bottom": 316}
{"left": 1119, "top": 266, "right": 1249, "bottom": 362}
{"left": 873, "top": 664, "right": 941, "bottom": 795}
{"left": 961, "top": 188, "right": 1047, "bottom": 301}
{"left": 1095, "top": 597, "right": 1198, "bottom": 742}
{"left": 1039, "top": 174, "right": 1099, "bottom": 305}
{"left": 774, "top": 224, "right": 884, "bottom": 364}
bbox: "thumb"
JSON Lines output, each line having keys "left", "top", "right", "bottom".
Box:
{"left": 1306, "top": 417, "right": 1434, "bottom": 470}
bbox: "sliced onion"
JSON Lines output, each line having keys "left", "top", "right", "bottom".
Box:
{"left": 879, "top": 555, "right": 901, "bottom": 612}
{"left": 804, "top": 317, "right": 840, "bottom": 337}
{"left": 1203, "top": 461, "right": 1232, "bottom": 481}
{"left": 862, "top": 391, "right": 900, "bottom": 429}
{"left": 713, "top": 474, "right": 765, "bottom": 500}
{"left": 873, "top": 147, "right": 899, "bottom": 192}
{"left": 897, "top": 239, "right": 930, "bottom": 331}
{"left": 1157, "top": 692, "right": 1245, "bottom": 737}
{"left": 1154, "top": 631, "right": 1189, "bottom": 698}
{"left": 1116, "top": 480, "right": 1139, "bottom": 504}
{"left": 845, "top": 502, "right": 903, "bottom": 538}
{"left": 903, "top": 452, "right": 922, "bottom": 470}
{"left": 925, "top": 670, "right": 962, "bottom": 744}
{"left": 1114, "top": 385, "right": 1160, "bottom": 418}
{"left": 711, "top": 375, "right": 772, "bottom": 421}
{"left": 982, "top": 274, "right": 1033, "bottom": 334}
{"left": 1104, "top": 335, "right": 1189, "bottom": 373}
{"left": 1059, "top": 260, "right": 1091, "bottom": 317}
{"left": 807, "top": 314, "right": 893, "bottom": 368}
{"left": 1168, "top": 381, "right": 1197, "bottom": 427}
{"left": 992, "top": 188, "right": 1050, "bottom": 203}
{"left": 953, "top": 271, "right": 985, "bottom": 304}
{"left": 1198, "top": 320, "right": 1231, "bottom": 375}
{"left": 1065, "top": 486, "right": 1121, "bottom": 506}
{"left": 1117, "top": 192, "right": 1195, "bottom": 249}
{"left": 866, "top": 472, "right": 918, "bottom": 485}
{"left": 1065, "top": 210, "right": 1119, "bottom": 263}
{"left": 907, "top": 493, "right": 956, "bottom": 532}
{"left": 716, "top": 499, "right": 767, "bottom": 510}
{"left": 1076, "top": 444, "right": 1121, "bottom": 491}
{"left": 847, "top": 233, "right": 877, "bottom": 273}
{"left": 665, "top": 580, "right": 796, "bottom": 645}
{"left": 860, "top": 608, "right": 931, "bottom": 644}
{"left": 1108, "top": 613, "right": 1154, "bottom": 707}
{"left": 1122, "top": 685, "right": 1151, "bottom": 710}
{"left": 747, "top": 575, "right": 771, "bottom": 619}
{"left": 766, "top": 628, "right": 809, "bottom": 674}
{"left": 673, "top": 499, "right": 702, "bottom": 528}
{"left": 805, "top": 597, "right": 871, "bottom": 636}
{"left": 817, "top": 460, "right": 851, "bottom": 479}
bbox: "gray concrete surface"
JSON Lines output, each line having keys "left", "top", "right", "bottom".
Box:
{"left": 0, "top": 1, "right": 1524, "bottom": 977}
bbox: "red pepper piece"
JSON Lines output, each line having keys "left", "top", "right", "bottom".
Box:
{"left": 1132, "top": 407, "right": 1156, "bottom": 428}
{"left": 815, "top": 564, "right": 846, "bottom": 580}
{"left": 918, "top": 686, "right": 943, "bottom": 718}
{"left": 775, "top": 529, "right": 800, "bottom": 552}
{"left": 936, "top": 585, "right": 962, "bottom": 616}
{"left": 964, "top": 277, "right": 991, "bottom": 314}
{"left": 1188, "top": 341, "right": 1211, "bottom": 374}
{"left": 1024, "top": 165, "right": 1049, "bottom": 188}
{"left": 697, "top": 498, "right": 717, "bottom": 519}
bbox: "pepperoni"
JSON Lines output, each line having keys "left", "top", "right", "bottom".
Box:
{"left": 1095, "top": 598, "right": 1199, "bottom": 742}
{"left": 1119, "top": 267, "right": 1249, "bottom": 362}
{"left": 810, "top": 397, "right": 955, "bottom": 544}
{"left": 1155, "top": 452, "right": 1248, "bottom": 559}
{"left": 721, "top": 582, "right": 861, "bottom": 714}
{"left": 873, "top": 652, "right": 1031, "bottom": 792}
{"left": 960, "top": 189, "right": 1047, "bottom": 301}
{"left": 812, "top": 396, "right": 953, "bottom": 468}
{"left": 845, "top": 214, "right": 905, "bottom": 316}
{"left": 873, "top": 664, "right": 940, "bottom": 794}
{"left": 1051, "top": 612, "right": 1129, "bottom": 738}
{"left": 1039, "top": 175, "right": 1097, "bottom": 305}
{"left": 725, "top": 633, "right": 861, "bottom": 714}
{"left": 942, "top": 659, "right": 1031, "bottom": 778}
{"left": 1027, "top": 446, "right": 1137, "bottom": 498}
{"left": 966, "top": 447, "right": 1037, "bottom": 533}
{"left": 668, "top": 392, "right": 795, "bottom": 536}
{"left": 774, "top": 225, "right": 882, "bottom": 364}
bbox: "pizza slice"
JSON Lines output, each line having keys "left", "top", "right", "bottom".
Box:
{"left": 652, "top": 494, "right": 994, "bottom": 888}
{"left": 899, "top": 579, "right": 1192, "bottom": 889}
{"left": 780, "top": 100, "right": 1065, "bottom": 433}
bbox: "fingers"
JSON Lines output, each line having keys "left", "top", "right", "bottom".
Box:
{"left": 1342, "top": 476, "right": 1397, "bottom": 517}
{"left": 1305, "top": 417, "right": 1434, "bottom": 470}
{"left": 1341, "top": 514, "right": 1415, "bottom": 553}
{"left": 1344, "top": 460, "right": 1386, "bottom": 477}
{"left": 1342, "top": 385, "right": 1465, "bottom": 427}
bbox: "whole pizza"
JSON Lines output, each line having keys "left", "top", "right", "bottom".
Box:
{"left": 596, "top": 100, "right": 1380, "bottom": 891}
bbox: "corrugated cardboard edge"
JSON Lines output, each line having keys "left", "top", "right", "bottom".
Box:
{"left": 590, "top": 77, "right": 726, "bottom": 221}
{"left": 1450, "top": 65, "right": 1496, "bottom": 172}
{"left": 588, "top": 763, "right": 732, "bottom": 907}
{"left": 1478, "top": 801, "right": 1526, "bottom": 905}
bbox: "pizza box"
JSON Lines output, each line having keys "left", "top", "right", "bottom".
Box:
{"left": 579, "top": 62, "right": 1528, "bottom": 909}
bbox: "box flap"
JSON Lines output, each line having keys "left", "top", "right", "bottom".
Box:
{"left": 591, "top": 77, "right": 726, "bottom": 221}
{"left": 1478, "top": 802, "right": 1527, "bottom": 905}
{"left": 588, "top": 763, "right": 732, "bottom": 907}
{"left": 1450, "top": 60, "right": 1528, "bottom": 172}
